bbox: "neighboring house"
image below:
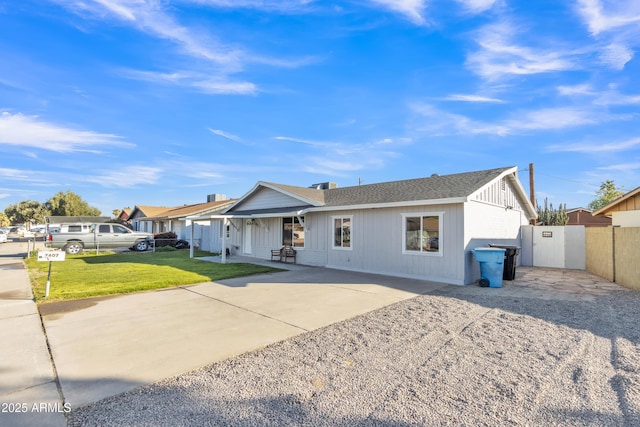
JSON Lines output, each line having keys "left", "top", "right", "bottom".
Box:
{"left": 129, "top": 206, "right": 172, "bottom": 232}
{"left": 141, "top": 197, "right": 235, "bottom": 251}
{"left": 593, "top": 186, "right": 640, "bottom": 227}
{"left": 190, "top": 166, "right": 536, "bottom": 285}
{"left": 117, "top": 208, "right": 132, "bottom": 224}
{"left": 567, "top": 208, "right": 611, "bottom": 227}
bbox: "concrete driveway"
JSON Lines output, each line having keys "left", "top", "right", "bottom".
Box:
{"left": 38, "top": 264, "right": 447, "bottom": 409}
{"left": 2, "top": 241, "right": 634, "bottom": 426}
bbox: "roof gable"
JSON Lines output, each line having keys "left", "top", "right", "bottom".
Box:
{"left": 129, "top": 205, "right": 172, "bottom": 219}
{"left": 593, "top": 186, "right": 640, "bottom": 216}
{"left": 144, "top": 199, "right": 235, "bottom": 220}
{"left": 226, "top": 182, "right": 324, "bottom": 214}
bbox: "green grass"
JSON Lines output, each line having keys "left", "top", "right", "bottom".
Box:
{"left": 26, "top": 250, "right": 282, "bottom": 303}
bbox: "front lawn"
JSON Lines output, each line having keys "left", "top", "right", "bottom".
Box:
{"left": 27, "top": 250, "right": 282, "bottom": 303}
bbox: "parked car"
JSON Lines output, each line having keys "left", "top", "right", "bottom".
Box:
{"left": 0, "top": 231, "right": 7, "bottom": 243}
{"left": 46, "top": 223, "right": 154, "bottom": 254}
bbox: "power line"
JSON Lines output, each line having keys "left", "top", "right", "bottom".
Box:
{"left": 518, "top": 168, "right": 602, "bottom": 189}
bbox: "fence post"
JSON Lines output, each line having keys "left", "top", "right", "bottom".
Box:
{"left": 612, "top": 226, "right": 617, "bottom": 282}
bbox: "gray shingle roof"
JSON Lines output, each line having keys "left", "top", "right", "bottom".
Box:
{"left": 265, "top": 167, "right": 514, "bottom": 208}
{"left": 323, "top": 167, "right": 513, "bottom": 206}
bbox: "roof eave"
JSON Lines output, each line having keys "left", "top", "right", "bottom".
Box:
{"left": 302, "top": 197, "right": 469, "bottom": 214}
{"left": 593, "top": 186, "right": 640, "bottom": 216}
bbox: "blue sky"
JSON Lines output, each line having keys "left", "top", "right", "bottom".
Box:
{"left": 1, "top": 0, "right": 639, "bottom": 215}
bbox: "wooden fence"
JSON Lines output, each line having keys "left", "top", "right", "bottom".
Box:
{"left": 585, "top": 227, "right": 640, "bottom": 290}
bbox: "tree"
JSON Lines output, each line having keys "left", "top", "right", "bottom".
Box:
{"left": 0, "top": 212, "right": 10, "bottom": 226}
{"left": 536, "top": 197, "right": 568, "bottom": 226}
{"left": 588, "top": 180, "right": 624, "bottom": 211}
{"left": 44, "top": 190, "right": 101, "bottom": 217}
{"left": 4, "top": 200, "right": 50, "bottom": 225}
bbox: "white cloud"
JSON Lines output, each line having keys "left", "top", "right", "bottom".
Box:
{"left": 0, "top": 167, "right": 32, "bottom": 180}
{"left": 208, "top": 128, "right": 242, "bottom": 142}
{"left": 598, "top": 42, "right": 634, "bottom": 69}
{"left": 275, "top": 135, "right": 402, "bottom": 175}
{"left": 557, "top": 84, "right": 640, "bottom": 105}
{"left": 85, "top": 166, "right": 163, "bottom": 188}
{"left": 0, "top": 112, "right": 130, "bottom": 152}
{"left": 443, "top": 94, "right": 505, "bottom": 103}
{"left": 576, "top": 0, "right": 640, "bottom": 35}
{"left": 547, "top": 137, "right": 640, "bottom": 153}
{"left": 411, "top": 103, "right": 510, "bottom": 135}
{"left": 597, "top": 161, "right": 640, "bottom": 172}
{"left": 182, "top": 0, "right": 316, "bottom": 12}
{"left": 56, "top": 0, "right": 242, "bottom": 67}
{"left": 192, "top": 80, "right": 258, "bottom": 95}
{"left": 466, "top": 22, "right": 577, "bottom": 80}
{"left": 505, "top": 107, "right": 603, "bottom": 131}
{"left": 119, "top": 69, "right": 258, "bottom": 95}
{"left": 412, "top": 104, "right": 629, "bottom": 136}
{"left": 557, "top": 84, "right": 595, "bottom": 96}
{"left": 455, "top": 0, "right": 498, "bottom": 14}
{"left": 369, "top": 0, "right": 428, "bottom": 25}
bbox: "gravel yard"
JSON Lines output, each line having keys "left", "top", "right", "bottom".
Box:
{"left": 69, "top": 281, "right": 640, "bottom": 426}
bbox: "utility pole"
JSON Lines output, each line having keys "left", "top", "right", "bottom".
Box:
{"left": 529, "top": 163, "right": 536, "bottom": 225}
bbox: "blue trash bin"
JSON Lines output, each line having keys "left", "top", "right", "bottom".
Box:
{"left": 473, "top": 247, "right": 506, "bottom": 288}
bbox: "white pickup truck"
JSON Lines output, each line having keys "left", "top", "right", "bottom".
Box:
{"left": 45, "top": 223, "right": 154, "bottom": 254}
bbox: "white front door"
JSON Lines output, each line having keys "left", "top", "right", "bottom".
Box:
{"left": 243, "top": 221, "right": 252, "bottom": 255}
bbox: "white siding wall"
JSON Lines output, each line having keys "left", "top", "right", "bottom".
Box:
{"left": 464, "top": 200, "right": 529, "bottom": 284}
{"left": 250, "top": 218, "right": 283, "bottom": 259}
{"left": 297, "top": 213, "right": 329, "bottom": 266}
{"left": 231, "top": 187, "right": 312, "bottom": 211}
{"left": 232, "top": 204, "right": 465, "bottom": 284}
{"left": 473, "top": 177, "right": 527, "bottom": 212}
{"left": 313, "top": 204, "right": 466, "bottom": 285}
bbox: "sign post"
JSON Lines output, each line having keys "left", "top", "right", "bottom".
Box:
{"left": 37, "top": 251, "right": 66, "bottom": 298}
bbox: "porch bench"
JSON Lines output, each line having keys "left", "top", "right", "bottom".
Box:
{"left": 281, "top": 246, "right": 296, "bottom": 264}
{"left": 271, "top": 246, "right": 296, "bottom": 263}
{"left": 271, "top": 248, "right": 282, "bottom": 262}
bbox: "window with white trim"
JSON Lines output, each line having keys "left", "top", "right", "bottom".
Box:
{"left": 402, "top": 213, "right": 442, "bottom": 255}
{"left": 333, "top": 216, "right": 352, "bottom": 249}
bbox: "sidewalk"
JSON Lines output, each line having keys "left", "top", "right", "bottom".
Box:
{"left": 0, "top": 241, "right": 67, "bottom": 427}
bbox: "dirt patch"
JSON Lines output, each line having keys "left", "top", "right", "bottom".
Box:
{"left": 39, "top": 295, "right": 121, "bottom": 318}
{"left": 0, "top": 262, "right": 25, "bottom": 270}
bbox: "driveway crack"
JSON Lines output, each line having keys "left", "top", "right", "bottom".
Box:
{"left": 178, "top": 286, "right": 309, "bottom": 333}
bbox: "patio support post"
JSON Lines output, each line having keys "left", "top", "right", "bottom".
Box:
{"left": 189, "top": 223, "right": 194, "bottom": 259}
{"left": 221, "top": 218, "right": 227, "bottom": 264}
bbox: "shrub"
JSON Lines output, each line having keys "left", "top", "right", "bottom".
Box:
{"left": 154, "top": 231, "right": 177, "bottom": 248}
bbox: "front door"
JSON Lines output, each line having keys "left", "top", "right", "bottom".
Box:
{"left": 243, "top": 221, "right": 252, "bottom": 255}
